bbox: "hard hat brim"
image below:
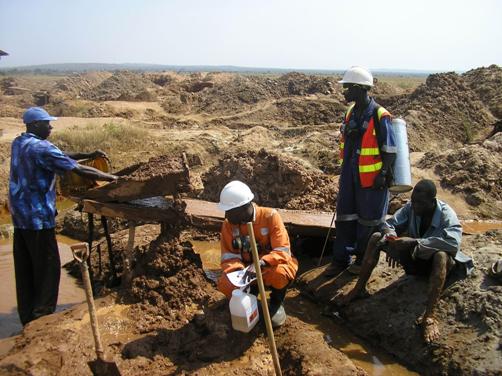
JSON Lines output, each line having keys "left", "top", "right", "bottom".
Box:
{"left": 217, "top": 195, "right": 254, "bottom": 212}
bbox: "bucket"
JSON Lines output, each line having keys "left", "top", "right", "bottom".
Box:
{"left": 59, "top": 156, "right": 111, "bottom": 197}
{"left": 390, "top": 118, "right": 412, "bottom": 193}
{"left": 229, "top": 289, "right": 259, "bottom": 333}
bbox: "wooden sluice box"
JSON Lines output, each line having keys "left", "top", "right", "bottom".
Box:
{"left": 79, "top": 155, "right": 192, "bottom": 203}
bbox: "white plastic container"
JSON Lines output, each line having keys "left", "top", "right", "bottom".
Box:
{"left": 390, "top": 118, "right": 413, "bottom": 193}
{"left": 229, "top": 289, "right": 259, "bottom": 333}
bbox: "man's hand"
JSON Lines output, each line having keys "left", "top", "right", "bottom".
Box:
{"left": 385, "top": 237, "right": 417, "bottom": 268}
{"left": 91, "top": 150, "right": 108, "bottom": 159}
{"left": 372, "top": 171, "right": 387, "bottom": 190}
{"left": 243, "top": 266, "right": 256, "bottom": 284}
{"left": 389, "top": 237, "right": 417, "bottom": 252}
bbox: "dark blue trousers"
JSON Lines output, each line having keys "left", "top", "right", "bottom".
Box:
{"left": 332, "top": 161, "right": 389, "bottom": 266}
{"left": 13, "top": 228, "right": 61, "bottom": 325}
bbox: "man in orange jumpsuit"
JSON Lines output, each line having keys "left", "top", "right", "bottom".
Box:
{"left": 216, "top": 180, "right": 298, "bottom": 327}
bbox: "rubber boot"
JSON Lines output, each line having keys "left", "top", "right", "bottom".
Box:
{"left": 269, "top": 286, "right": 287, "bottom": 327}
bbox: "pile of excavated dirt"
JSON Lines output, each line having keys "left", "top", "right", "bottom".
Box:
{"left": 386, "top": 72, "right": 496, "bottom": 151}
{"left": 47, "top": 99, "right": 113, "bottom": 117}
{"left": 276, "top": 72, "right": 335, "bottom": 96}
{"left": 82, "top": 71, "right": 159, "bottom": 101}
{"left": 54, "top": 72, "right": 111, "bottom": 99}
{"left": 298, "top": 230, "right": 502, "bottom": 375}
{"left": 200, "top": 149, "right": 338, "bottom": 211}
{"left": 0, "top": 77, "right": 17, "bottom": 93}
{"left": 463, "top": 64, "right": 502, "bottom": 119}
{"left": 417, "top": 139, "right": 502, "bottom": 218}
{"left": 117, "top": 155, "right": 187, "bottom": 182}
{"left": 275, "top": 98, "right": 345, "bottom": 125}
{"left": 161, "top": 73, "right": 340, "bottom": 116}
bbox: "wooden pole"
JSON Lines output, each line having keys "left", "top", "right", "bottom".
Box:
{"left": 121, "top": 221, "right": 136, "bottom": 288}
{"left": 318, "top": 212, "right": 336, "bottom": 266}
{"left": 246, "top": 222, "right": 282, "bottom": 376}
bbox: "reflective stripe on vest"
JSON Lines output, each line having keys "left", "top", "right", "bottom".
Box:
{"left": 221, "top": 252, "right": 242, "bottom": 261}
{"left": 358, "top": 161, "right": 383, "bottom": 173}
{"left": 359, "top": 147, "right": 379, "bottom": 156}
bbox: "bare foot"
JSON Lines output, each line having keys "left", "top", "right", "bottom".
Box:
{"left": 421, "top": 316, "right": 440, "bottom": 344}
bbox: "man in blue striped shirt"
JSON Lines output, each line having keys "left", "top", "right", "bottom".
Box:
{"left": 9, "top": 107, "right": 118, "bottom": 326}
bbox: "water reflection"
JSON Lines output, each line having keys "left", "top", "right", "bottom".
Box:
{"left": 0, "top": 236, "right": 85, "bottom": 339}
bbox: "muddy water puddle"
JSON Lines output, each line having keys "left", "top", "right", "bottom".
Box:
{"left": 0, "top": 235, "right": 85, "bottom": 339}
{"left": 191, "top": 240, "right": 418, "bottom": 376}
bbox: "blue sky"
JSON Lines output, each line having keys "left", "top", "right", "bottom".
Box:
{"left": 1, "top": 0, "right": 501, "bottom": 71}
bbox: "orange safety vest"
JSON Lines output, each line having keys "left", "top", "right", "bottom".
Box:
{"left": 338, "top": 103, "right": 391, "bottom": 188}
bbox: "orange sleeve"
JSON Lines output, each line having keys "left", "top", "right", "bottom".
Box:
{"left": 261, "top": 210, "right": 292, "bottom": 266}
{"left": 220, "top": 220, "right": 244, "bottom": 273}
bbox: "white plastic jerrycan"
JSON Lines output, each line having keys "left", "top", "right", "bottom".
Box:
{"left": 229, "top": 289, "right": 259, "bottom": 332}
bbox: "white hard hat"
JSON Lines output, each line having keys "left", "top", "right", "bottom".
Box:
{"left": 338, "top": 66, "right": 373, "bottom": 87}
{"left": 218, "top": 180, "right": 255, "bottom": 211}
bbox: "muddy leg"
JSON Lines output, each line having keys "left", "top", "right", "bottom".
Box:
{"left": 421, "top": 251, "right": 452, "bottom": 343}
{"left": 335, "top": 232, "right": 382, "bottom": 306}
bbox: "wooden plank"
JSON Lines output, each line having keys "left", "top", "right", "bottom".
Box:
{"left": 82, "top": 198, "right": 183, "bottom": 222}
{"left": 184, "top": 199, "right": 335, "bottom": 237}
{"left": 82, "top": 172, "right": 191, "bottom": 203}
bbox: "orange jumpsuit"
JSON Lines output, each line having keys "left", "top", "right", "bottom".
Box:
{"left": 217, "top": 204, "right": 298, "bottom": 298}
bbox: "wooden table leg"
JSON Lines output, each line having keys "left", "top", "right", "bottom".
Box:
{"left": 121, "top": 221, "right": 136, "bottom": 288}
{"left": 87, "top": 213, "right": 94, "bottom": 284}
{"left": 100, "top": 216, "right": 116, "bottom": 280}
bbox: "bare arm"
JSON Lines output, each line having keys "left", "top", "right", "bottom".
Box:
{"left": 72, "top": 164, "right": 118, "bottom": 181}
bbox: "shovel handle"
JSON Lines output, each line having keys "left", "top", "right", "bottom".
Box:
{"left": 71, "top": 242, "right": 89, "bottom": 263}
{"left": 72, "top": 243, "right": 105, "bottom": 359}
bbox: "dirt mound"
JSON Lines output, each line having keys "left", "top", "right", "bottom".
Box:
{"left": 130, "top": 235, "right": 216, "bottom": 321}
{"left": 200, "top": 149, "right": 337, "bottom": 211}
{"left": 47, "top": 99, "right": 113, "bottom": 117}
{"left": 117, "top": 154, "right": 187, "bottom": 182}
{"left": 54, "top": 72, "right": 110, "bottom": 98}
{"left": 82, "top": 71, "right": 159, "bottom": 101}
{"left": 418, "top": 140, "right": 502, "bottom": 218}
{"left": 463, "top": 64, "right": 502, "bottom": 119}
{"left": 161, "top": 73, "right": 340, "bottom": 116}
{"left": 387, "top": 72, "right": 495, "bottom": 151}
{"left": 276, "top": 72, "right": 335, "bottom": 96}
{"left": 0, "top": 77, "right": 17, "bottom": 93}
{"left": 275, "top": 98, "right": 345, "bottom": 125}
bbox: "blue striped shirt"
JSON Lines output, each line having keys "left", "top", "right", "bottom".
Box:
{"left": 9, "top": 133, "right": 77, "bottom": 229}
